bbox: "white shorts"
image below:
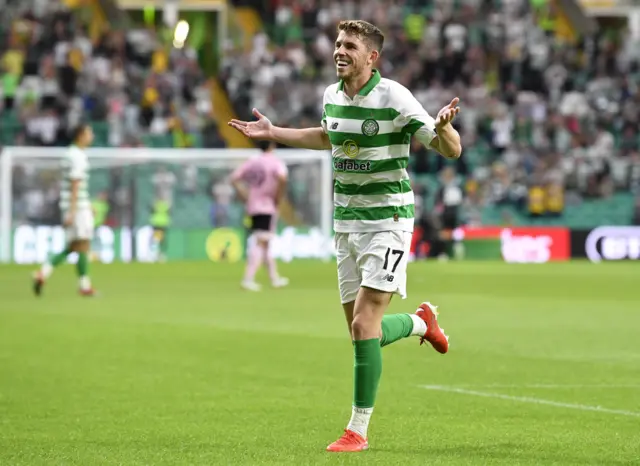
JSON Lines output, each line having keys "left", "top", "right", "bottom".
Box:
{"left": 64, "top": 208, "right": 95, "bottom": 241}
{"left": 335, "top": 230, "right": 412, "bottom": 304}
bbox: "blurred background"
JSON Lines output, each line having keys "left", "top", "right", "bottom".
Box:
{"left": 1, "top": 0, "right": 640, "bottom": 263}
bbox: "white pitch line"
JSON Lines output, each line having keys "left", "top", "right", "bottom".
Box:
{"left": 456, "top": 384, "right": 640, "bottom": 389}
{"left": 421, "top": 385, "right": 640, "bottom": 418}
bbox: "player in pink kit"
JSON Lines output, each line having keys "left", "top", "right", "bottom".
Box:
{"left": 231, "top": 141, "right": 289, "bottom": 291}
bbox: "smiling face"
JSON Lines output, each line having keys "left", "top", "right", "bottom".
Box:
{"left": 333, "top": 20, "right": 383, "bottom": 82}
{"left": 334, "top": 31, "right": 375, "bottom": 80}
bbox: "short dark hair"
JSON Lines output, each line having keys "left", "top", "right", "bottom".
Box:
{"left": 337, "top": 20, "right": 384, "bottom": 52}
{"left": 258, "top": 140, "right": 276, "bottom": 152}
{"left": 69, "top": 124, "right": 89, "bottom": 143}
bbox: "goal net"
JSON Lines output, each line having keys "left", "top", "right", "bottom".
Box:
{"left": 0, "top": 147, "right": 333, "bottom": 264}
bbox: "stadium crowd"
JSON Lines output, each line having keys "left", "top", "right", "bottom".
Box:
{"left": 0, "top": 0, "right": 225, "bottom": 149}
{"left": 223, "top": 0, "right": 640, "bottom": 224}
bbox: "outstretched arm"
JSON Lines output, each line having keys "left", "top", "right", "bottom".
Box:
{"left": 271, "top": 126, "right": 331, "bottom": 150}
{"left": 229, "top": 108, "right": 331, "bottom": 150}
{"left": 429, "top": 98, "right": 462, "bottom": 159}
{"left": 397, "top": 87, "right": 462, "bottom": 160}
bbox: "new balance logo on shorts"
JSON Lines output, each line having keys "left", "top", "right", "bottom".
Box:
{"left": 382, "top": 273, "right": 394, "bottom": 282}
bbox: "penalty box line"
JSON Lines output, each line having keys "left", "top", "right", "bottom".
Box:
{"left": 420, "top": 385, "right": 640, "bottom": 418}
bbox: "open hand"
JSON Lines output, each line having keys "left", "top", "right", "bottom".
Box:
{"left": 435, "top": 97, "right": 460, "bottom": 130}
{"left": 228, "top": 108, "right": 274, "bottom": 140}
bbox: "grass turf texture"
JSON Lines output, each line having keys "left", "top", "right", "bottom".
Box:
{"left": 0, "top": 261, "right": 638, "bottom": 465}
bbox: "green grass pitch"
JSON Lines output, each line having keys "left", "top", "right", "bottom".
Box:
{"left": 0, "top": 260, "right": 638, "bottom": 465}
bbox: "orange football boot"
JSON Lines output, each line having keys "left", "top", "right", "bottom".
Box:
{"left": 32, "top": 272, "right": 45, "bottom": 297}
{"left": 79, "top": 288, "right": 98, "bottom": 297}
{"left": 416, "top": 302, "right": 449, "bottom": 354}
{"left": 326, "top": 430, "right": 368, "bottom": 452}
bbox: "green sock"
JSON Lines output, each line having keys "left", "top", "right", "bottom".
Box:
{"left": 50, "top": 248, "right": 71, "bottom": 267}
{"left": 446, "top": 241, "right": 454, "bottom": 258}
{"left": 353, "top": 338, "right": 382, "bottom": 408}
{"left": 77, "top": 252, "right": 88, "bottom": 277}
{"left": 380, "top": 314, "right": 414, "bottom": 347}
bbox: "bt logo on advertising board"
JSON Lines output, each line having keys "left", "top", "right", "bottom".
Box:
{"left": 500, "top": 229, "right": 553, "bottom": 263}
{"left": 585, "top": 226, "right": 640, "bottom": 262}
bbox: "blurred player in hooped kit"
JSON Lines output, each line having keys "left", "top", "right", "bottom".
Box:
{"left": 231, "top": 140, "right": 289, "bottom": 291}
{"left": 33, "top": 123, "right": 97, "bottom": 297}
{"left": 229, "top": 20, "right": 461, "bottom": 452}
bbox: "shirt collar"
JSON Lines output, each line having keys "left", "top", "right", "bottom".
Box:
{"left": 337, "top": 69, "right": 381, "bottom": 97}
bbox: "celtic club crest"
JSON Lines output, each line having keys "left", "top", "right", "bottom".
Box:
{"left": 361, "top": 119, "right": 379, "bottom": 137}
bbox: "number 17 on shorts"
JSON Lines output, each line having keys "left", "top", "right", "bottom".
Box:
{"left": 335, "top": 230, "right": 413, "bottom": 304}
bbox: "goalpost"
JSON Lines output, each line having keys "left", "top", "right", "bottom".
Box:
{"left": 0, "top": 147, "right": 333, "bottom": 264}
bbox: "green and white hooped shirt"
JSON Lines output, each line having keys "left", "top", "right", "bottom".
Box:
{"left": 321, "top": 70, "right": 436, "bottom": 233}
{"left": 59, "top": 145, "right": 91, "bottom": 213}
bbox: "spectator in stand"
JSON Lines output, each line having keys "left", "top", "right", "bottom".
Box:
{"left": 461, "top": 179, "right": 483, "bottom": 227}
{"left": 486, "top": 162, "right": 513, "bottom": 206}
{"left": 545, "top": 182, "right": 564, "bottom": 217}
{"left": 435, "top": 167, "right": 464, "bottom": 259}
{"left": 527, "top": 172, "right": 546, "bottom": 218}
{"left": 2, "top": 61, "right": 19, "bottom": 110}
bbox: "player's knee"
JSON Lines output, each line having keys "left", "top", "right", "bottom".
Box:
{"left": 251, "top": 232, "right": 271, "bottom": 248}
{"left": 73, "top": 240, "right": 90, "bottom": 253}
{"left": 351, "top": 314, "right": 379, "bottom": 340}
{"left": 350, "top": 315, "right": 368, "bottom": 339}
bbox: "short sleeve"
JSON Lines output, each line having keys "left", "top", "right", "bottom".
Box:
{"left": 68, "top": 150, "right": 87, "bottom": 180}
{"left": 231, "top": 160, "right": 249, "bottom": 181}
{"left": 276, "top": 159, "right": 288, "bottom": 179}
{"left": 393, "top": 84, "right": 436, "bottom": 146}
